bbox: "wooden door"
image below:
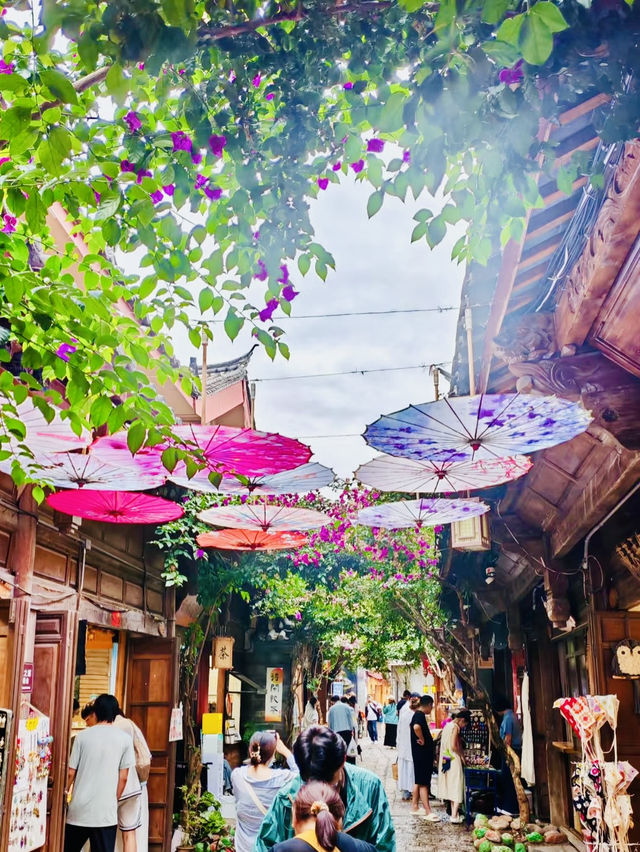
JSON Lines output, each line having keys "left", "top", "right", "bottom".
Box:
{"left": 32, "top": 610, "right": 78, "bottom": 852}
{"left": 126, "top": 637, "right": 177, "bottom": 852}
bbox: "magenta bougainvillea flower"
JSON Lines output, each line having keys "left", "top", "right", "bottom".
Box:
{"left": 343, "top": 82, "right": 353, "bottom": 90}
{"left": 171, "top": 131, "right": 192, "bottom": 152}
{"left": 204, "top": 185, "right": 222, "bottom": 200}
{"left": 1, "top": 214, "right": 16, "bottom": 234}
{"left": 259, "top": 298, "right": 279, "bottom": 322}
{"left": 209, "top": 134, "right": 227, "bottom": 157}
{"left": 191, "top": 151, "right": 202, "bottom": 165}
{"left": 282, "top": 285, "right": 299, "bottom": 302}
{"left": 317, "top": 177, "right": 329, "bottom": 190}
{"left": 332, "top": 161, "right": 341, "bottom": 171}
{"left": 196, "top": 548, "right": 206, "bottom": 559}
{"left": 0, "top": 59, "right": 14, "bottom": 75}
{"left": 277, "top": 264, "right": 289, "bottom": 285}
{"left": 253, "top": 231, "right": 260, "bottom": 241}
{"left": 136, "top": 169, "right": 152, "bottom": 184}
{"left": 137, "top": 62, "right": 145, "bottom": 71}
{"left": 0, "top": 157, "right": 9, "bottom": 166}
{"left": 163, "top": 184, "right": 175, "bottom": 196}
{"left": 93, "top": 189, "right": 101, "bottom": 204}
{"left": 252, "top": 72, "right": 262, "bottom": 87}
{"left": 402, "top": 149, "right": 411, "bottom": 164}
{"left": 499, "top": 59, "right": 524, "bottom": 85}
{"left": 150, "top": 190, "right": 163, "bottom": 204}
{"left": 265, "top": 92, "right": 275, "bottom": 101}
{"left": 367, "top": 138, "right": 384, "bottom": 153}
{"left": 255, "top": 259, "right": 268, "bottom": 281}
{"left": 194, "top": 173, "right": 207, "bottom": 190}
{"left": 350, "top": 159, "right": 365, "bottom": 173}
{"left": 120, "top": 160, "right": 135, "bottom": 173}
{"left": 294, "top": 611, "right": 302, "bottom": 621}
{"left": 124, "top": 111, "right": 141, "bottom": 133}
{"left": 56, "top": 340, "right": 77, "bottom": 361}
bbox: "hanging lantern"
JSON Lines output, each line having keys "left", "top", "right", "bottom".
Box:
{"left": 213, "top": 636, "right": 235, "bottom": 669}
{"left": 451, "top": 511, "right": 490, "bottom": 551}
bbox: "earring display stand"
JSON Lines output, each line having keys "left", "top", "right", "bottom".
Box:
{"left": 8, "top": 702, "right": 52, "bottom": 852}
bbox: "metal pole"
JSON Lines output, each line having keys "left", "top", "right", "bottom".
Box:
{"left": 465, "top": 305, "right": 476, "bottom": 396}
{"left": 201, "top": 332, "right": 208, "bottom": 425}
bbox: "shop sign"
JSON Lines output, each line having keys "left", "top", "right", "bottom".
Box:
{"left": 212, "top": 636, "right": 234, "bottom": 669}
{"left": 169, "top": 704, "right": 183, "bottom": 742}
{"left": 21, "top": 663, "right": 33, "bottom": 693}
{"left": 265, "top": 667, "right": 284, "bottom": 723}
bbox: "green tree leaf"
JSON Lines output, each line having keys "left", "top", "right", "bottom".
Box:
{"left": 367, "top": 190, "right": 384, "bottom": 218}
{"left": 40, "top": 69, "right": 78, "bottom": 104}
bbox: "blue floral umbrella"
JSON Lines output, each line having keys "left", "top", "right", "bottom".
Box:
{"left": 356, "top": 497, "right": 489, "bottom": 529}
{"left": 363, "top": 393, "right": 592, "bottom": 462}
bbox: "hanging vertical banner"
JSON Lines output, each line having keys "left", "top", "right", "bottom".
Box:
{"left": 9, "top": 710, "right": 51, "bottom": 852}
{"left": 169, "top": 704, "right": 183, "bottom": 742}
{"left": 265, "top": 667, "right": 284, "bottom": 723}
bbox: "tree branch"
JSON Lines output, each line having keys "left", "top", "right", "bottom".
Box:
{"left": 198, "top": 1, "right": 392, "bottom": 42}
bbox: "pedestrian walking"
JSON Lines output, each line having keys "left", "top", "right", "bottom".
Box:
{"left": 270, "top": 781, "right": 377, "bottom": 852}
{"left": 437, "top": 709, "right": 471, "bottom": 824}
{"left": 396, "top": 694, "right": 418, "bottom": 801}
{"left": 64, "top": 694, "right": 136, "bottom": 852}
{"left": 255, "top": 725, "right": 395, "bottom": 852}
{"left": 232, "top": 731, "right": 297, "bottom": 852}
{"left": 301, "top": 696, "right": 320, "bottom": 732}
{"left": 328, "top": 695, "right": 356, "bottom": 763}
{"left": 365, "top": 698, "right": 379, "bottom": 742}
{"left": 113, "top": 700, "right": 151, "bottom": 852}
{"left": 410, "top": 695, "right": 439, "bottom": 821}
{"left": 382, "top": 698, "right": 398, "bottom": 748}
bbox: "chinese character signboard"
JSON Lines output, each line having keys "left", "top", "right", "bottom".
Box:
{"left": 265, "top": 667, "right": 284, "bottom": 723}
{"left": 21, "top": 663, "right": 33, "bottom": 693}
{"left": 213, "top": 636, "right": 234, "bottom": 669}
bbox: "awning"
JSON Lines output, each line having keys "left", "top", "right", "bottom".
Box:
{"left": 366, "top": 670, "right": 384, "bottom": 681}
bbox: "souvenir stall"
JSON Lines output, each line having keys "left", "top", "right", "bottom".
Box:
{"left": 8, "top": 704, "right": 52, "bottom": 852}
{"left": 554, "top": 694, "right": 636, "bottom": 852}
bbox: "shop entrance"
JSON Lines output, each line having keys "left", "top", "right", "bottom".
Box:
{"left": 74, "top": 625, "right": 124, "bottom": 714}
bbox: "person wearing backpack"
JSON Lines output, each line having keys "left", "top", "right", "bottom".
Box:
{"left": 113, "top": 698, "right": 151, "bottom": 852}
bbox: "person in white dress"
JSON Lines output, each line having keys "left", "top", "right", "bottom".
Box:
{"left": 437, "top": 709, "right": 471, "bottom": 824}
{"left": 396, "top": 695, "right": 419, "bottom": 801}
{"left": 301, "top": 697, "right": 319, "bottom": 732}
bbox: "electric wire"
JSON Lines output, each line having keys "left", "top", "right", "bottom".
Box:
{"left": 252, "top": 360, "right": 452, "bottom": 382}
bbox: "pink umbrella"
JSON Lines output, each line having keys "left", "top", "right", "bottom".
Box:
{"left": 197, "top": 504, "right": 331, "bottom": 531}
{"left": 170, "top": 462, "right": 335, "bottom": 495}
{"left": 46, "top": 490, "right": 183, "bottom": 524}
{"left": 356, "top": 498, "right": 489, "bottom": 529}
{"left": 355, "top": 454, "right": 532, "bottom": 494}
{"left": 91, "top": 424, "right": 312, "bottom": 477}
{"left": 196, "top": 529, "right": 308, "bottom": 551}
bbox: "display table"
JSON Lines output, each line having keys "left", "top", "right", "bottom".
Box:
{"left": 464, "top": 766, "right": 500, "bottom": 827}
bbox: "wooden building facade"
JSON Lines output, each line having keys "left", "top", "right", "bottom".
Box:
{"left": 447, "top": 96, "right": 640, "bottom": 839}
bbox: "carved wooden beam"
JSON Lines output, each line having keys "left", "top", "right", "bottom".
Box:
{"left": 507, "top": 350, "right": 640, "bottom": 450}
{"left": 555, "top": 140, "right": 640, "bottom": 349}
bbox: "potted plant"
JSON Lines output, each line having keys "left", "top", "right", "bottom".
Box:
{"left": 175, "top": 788, "right": 234, "bottom": 852}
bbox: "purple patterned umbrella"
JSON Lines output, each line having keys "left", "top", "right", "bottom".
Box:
{"left": 170, "top": 462, "right": 335, "bottom": 495}
{"left": 356, "top": 498, "right": 489, "bottom": 529}
{"left": 364, "top": 393, "right": 592, "bottom": 462}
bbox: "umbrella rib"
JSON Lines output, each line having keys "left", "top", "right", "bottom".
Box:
{"left": 376, "top": 409, "right": 473, "bottom": 443}
{"left": 439, "top": 398, "right": 477, "bottom": 441}
{"left": 475, "top": 393, "right": 524, "bottom": 440}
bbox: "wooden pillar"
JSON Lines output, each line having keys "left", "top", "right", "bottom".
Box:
{"left": 0, "top": 487, "right": 37, "bottom": 850}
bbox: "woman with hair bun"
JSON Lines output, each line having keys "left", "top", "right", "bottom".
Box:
{"left": 232, "top": 731, "right": 297, "bottom": 852}
{"left": 437, "top": 709, "right": 471, "bottom": 824}
{"left": 271, "top": 782, "right": 377, "bottom": 852}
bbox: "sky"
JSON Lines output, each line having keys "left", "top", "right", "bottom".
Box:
{"left": 172, "top": 176, "right": 465, "bottom": 478}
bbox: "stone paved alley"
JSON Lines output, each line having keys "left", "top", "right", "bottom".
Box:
{"left": 358, "top": 739, "right": 474, "bottom": 852}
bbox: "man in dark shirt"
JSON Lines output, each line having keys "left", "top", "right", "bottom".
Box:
{"left": 410, "top": 695, "right": 439, "bottom": 821}
{"left": 396, "top": 689, "right": 412, "bottom": 714}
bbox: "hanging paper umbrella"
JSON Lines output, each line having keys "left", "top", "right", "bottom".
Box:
{"left": 10, "top": 453, "right": 167, "bottom": 491}
{"left": 9, "top": 398, "right": 90, "bottom": 454}
{"left": 196, "top": 529, "right": 308, "bottom": 551}
{"left": 356, "top": 497, "right": 489, "bottom": 529}
{"left": 197, "top": 504, "right": 331, "bottom": 531}
{"left": 355, "top": 453, "right": 532, "bottom": 494}
{"left": 364, "top": 393, "right": 592, "bottom": 462}
{"left": 171, "top": 462, "right": 335, "bottom": 495}
{"left": 46, "top": 490, "right": 183, "bottom": 524}
{"left": 91, "top": 424, "right": 312, "bottom": 477}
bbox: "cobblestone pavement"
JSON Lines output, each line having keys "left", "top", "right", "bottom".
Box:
{"left": 358, "top": 739, "right": 476, "bottom": 852}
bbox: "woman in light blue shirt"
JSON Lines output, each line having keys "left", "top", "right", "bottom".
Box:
{"left": 232, "top": 731, "right": 297, "bottom": 852}
{"left": 382, "top": 698, "right": 399, "bottom": 748}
